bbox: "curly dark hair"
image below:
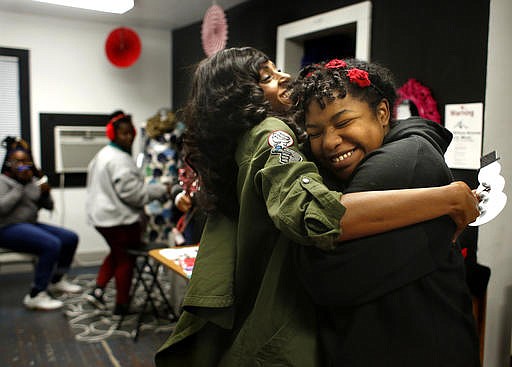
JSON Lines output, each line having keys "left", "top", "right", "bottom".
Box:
{"left": 289, "top": 58, "right": 397, "bottom": 131}
{"left": 182, "top": 47, "right": 272, "bottom": 218}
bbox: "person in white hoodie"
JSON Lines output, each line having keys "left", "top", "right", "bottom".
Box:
{"left": 86, "top": 110, "right": 169, "bottom": 316}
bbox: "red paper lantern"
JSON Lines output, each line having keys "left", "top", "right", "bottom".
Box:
{"left": 105, "top": 27, "right": 142, "bottom": 68}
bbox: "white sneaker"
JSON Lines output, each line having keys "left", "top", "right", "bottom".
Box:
{"left": 48, "top": 279, "right": 82, "bottom": 293}
{"left": 23, "top": 291, "right": 64, "bottom": 310}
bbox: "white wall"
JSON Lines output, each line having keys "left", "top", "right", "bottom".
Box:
{"left": 480, "top": 0, "right": 512, "bottom": 365}
{"left": 0, "top": 10, "right": 172, "bottom": 264}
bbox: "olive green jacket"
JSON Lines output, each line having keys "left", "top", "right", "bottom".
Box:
{"left": 155, "top": 117, "right": 345, "bottom": 366}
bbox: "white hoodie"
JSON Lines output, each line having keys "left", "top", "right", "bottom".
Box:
{"left": 86, "top": 144, "right": 168, "bottom": 227}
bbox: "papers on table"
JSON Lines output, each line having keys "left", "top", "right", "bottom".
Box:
{"left": 158, "top": 246, "right": 198, "bottom": 278}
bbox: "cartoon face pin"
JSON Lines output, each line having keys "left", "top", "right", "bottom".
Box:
{"left": 267, "top": 130, "right": 303, "bottom": 164}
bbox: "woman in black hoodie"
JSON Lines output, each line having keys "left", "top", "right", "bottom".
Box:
{"left": 290, "top": 59, "right": 480, "bottom": 367}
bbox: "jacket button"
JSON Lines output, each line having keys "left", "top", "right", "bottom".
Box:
{"left": 302, "top": 177, "right": 310, "bottom": 184}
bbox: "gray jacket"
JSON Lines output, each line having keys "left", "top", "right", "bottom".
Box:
{"left": 0, "top": 174, "right": 53, "bottom": 228}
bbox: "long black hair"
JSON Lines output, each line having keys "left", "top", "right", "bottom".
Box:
{"left": 182, "top": 47, "right": 271, "bottom": 218}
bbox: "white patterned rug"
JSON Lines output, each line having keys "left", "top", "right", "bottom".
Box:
{"left": 60, "top": 272, "right": 176, "bottom": 343}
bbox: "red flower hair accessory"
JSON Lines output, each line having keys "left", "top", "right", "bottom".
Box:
{"left": 346, "top": 68, "right": 371, "bottom": 88}
{"left": 325, "top": 59, "right": 347, "bottom": 69}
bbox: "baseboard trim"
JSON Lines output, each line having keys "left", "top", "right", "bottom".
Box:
{"left": 75, "top": 250, "right": 108, "bottom": 267}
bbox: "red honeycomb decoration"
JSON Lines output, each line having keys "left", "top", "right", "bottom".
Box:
{"left": 105, "top": 27, "right": 142, "bottom": 68}
{"left": 201, "top": 4, "right": 228, "bottom": 57}
{"left": 395, "top": 78, "right": 441, "bottom": 123}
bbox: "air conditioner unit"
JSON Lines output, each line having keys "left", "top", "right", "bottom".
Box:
{"left": 54, "top": 126, "right": 108, "bottom": 173}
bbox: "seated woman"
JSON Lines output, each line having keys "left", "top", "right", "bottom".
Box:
{"left": 0, "top": 137, "right": 81, "bottom": 311}
{"left": 290, "top": 59, "right": 480, "bottom": 366}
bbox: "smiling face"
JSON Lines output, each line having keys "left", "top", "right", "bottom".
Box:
{"left": 306, "top": 93, "right": 390, "bottom": 181}
{"left": 258, "top": 61, "right": 292, "bottom": 113}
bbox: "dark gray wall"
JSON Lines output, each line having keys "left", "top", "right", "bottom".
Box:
{"left": 173, "top": 0, "right": 489, "bottom": 115}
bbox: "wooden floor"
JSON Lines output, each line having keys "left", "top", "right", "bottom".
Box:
{"left": 0, "top": 267, "right": 171, "bottom": 367}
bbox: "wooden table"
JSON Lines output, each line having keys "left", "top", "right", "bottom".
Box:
{"left": 149, "top": 245, "right": 199, "bottom": 280}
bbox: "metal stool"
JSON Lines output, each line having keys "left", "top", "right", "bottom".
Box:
{"left": 117, "top": 243, "right": 177, "bottom": 341}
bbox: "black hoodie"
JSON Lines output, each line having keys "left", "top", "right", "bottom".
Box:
{"left": 296, "top": 117, "right": 480, "bottom": 367}
{"left": 386, "top": 117, "right": 452, "bottom": 155}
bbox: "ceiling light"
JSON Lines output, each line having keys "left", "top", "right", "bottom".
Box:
{"left": 32, "top": 0, "right": 134, "bottom": 14}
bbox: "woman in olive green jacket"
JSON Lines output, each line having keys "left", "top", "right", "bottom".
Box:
{"left": 155, "top": 47, "right": 479, "bottom": 366}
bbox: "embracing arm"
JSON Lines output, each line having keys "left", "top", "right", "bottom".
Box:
{"left": 339, "top": 181, "right": 479, "bottom": 242}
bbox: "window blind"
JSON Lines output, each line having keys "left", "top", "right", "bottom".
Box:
{"left": 0, "top": 55, "right": 21, "bottom": 164}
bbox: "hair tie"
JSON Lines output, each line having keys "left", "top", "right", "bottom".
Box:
{"left": 346, "top": 68, "right": 371, "bottom": 87}
{"left": 325, "top": 59, "right": 347, "bottom": 69}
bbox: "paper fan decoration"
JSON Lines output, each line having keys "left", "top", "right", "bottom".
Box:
{"left": 394, "top": 78, "right": 441, "bottom": 123}
{"left": 201, "top": 4, "right": 228, "bottom": 57}
{"left": 105, "top": 27, "right": 142, "bottom": 68}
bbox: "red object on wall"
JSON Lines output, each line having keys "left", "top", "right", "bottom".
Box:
{"left": 394, "top": 78, "right": 441, "bottom": 123}
{"left": 201, "top": 4, "right": 228, "bottom": 57}
{"left": 105, "top": 27, "right": 142, "bottom": 68}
